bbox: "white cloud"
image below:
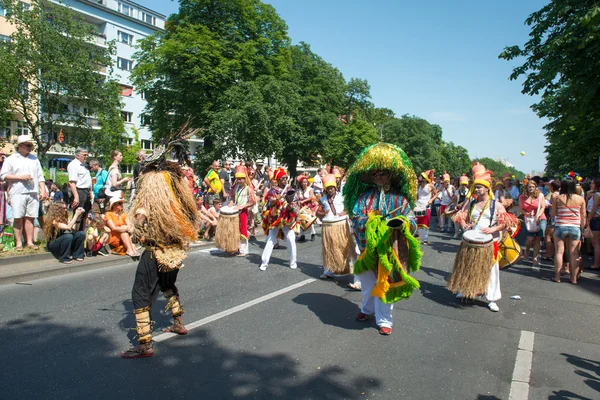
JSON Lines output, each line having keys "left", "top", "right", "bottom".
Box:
{"left": 429, "top": 111, "right": 466, "bottom": 122}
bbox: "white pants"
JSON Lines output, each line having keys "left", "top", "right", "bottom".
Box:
{"left": 418, "top": 227, "right": 429, "bottom": 242}
{"left": 240, "top": 238, "right": 249, "bottom": 255}
{"left": 485, "top": 262, "right": 501, "bottom": 302}
{"left": 261, "top": 226, "right": 297, "bottom": 268}
{"left": 358, "top": 270, "right": 393, "bottom": 328}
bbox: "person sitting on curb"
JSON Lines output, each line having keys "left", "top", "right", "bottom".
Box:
{"left": 43, "top": 201, "right": 86, "bottom": 264}
{"left": 104, "top": 197, "right": 140, "bottom": 258}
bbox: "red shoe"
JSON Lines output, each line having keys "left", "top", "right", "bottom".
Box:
{"left": 356, "top": 312, "right": 371, "bottom": 321}
{"left": 379, "top": 327, "right": 392, "bottom": 336}
{"left": 121, "top": 342, "right": 154, "bottom": 359}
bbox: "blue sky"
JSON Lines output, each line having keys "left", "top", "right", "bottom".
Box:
{"left": 144, "top": 0, "right": 548, "bottom": 174}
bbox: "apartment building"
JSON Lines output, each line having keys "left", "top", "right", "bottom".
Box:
{"left": 0, "top": 0, "right": 191, "bottom": 167}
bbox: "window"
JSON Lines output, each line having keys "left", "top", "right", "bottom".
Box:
{"left": 141, "top": 114, "right": 151, "bottom": 126}
{"left": 117, "top": 57, "right": 132, "bottom": 71}
{"left": 120, "top": 85, "right": 133, "bottom": 97}
{"left": 0, "top": 34, "right": 10, "bottom": 43}
{"left": 18, "top": 1, "right": 29, "bottom": 12}
{"left": 16, "top": 121, "right": 29, "bottom": 135}
{"left": 140, "top": 90, "right": 146, "bottom": 100}
{"left": 0, "top": 121, "right": 10, "bottom": 139}
{"left": 141, "top": 139, "right": 154, "bottom": 150}
{"left": 117, "top": 2, "right": 134, "bottom": 17}
{"left": 19, "top": 81, "right": 29, "bottom": 100}
{"left": 0, "top": 3, "right": 6, "bottom": 17}
{"left": 140, "top": 12, "right": 155, "bottom": 26}
{"left": 117, "top": 30, "right": 133, "bottom": 45}
{"left": 121, "top": 111, "right": 133, "bottom": 123}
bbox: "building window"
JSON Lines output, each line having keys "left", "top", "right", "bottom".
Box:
{"left": 18, "top": 1, "right": 29, "bottom": 12}
{"left": 141, "top": 114, "right": 151, "bottom": 126}
{"left": 1, "top": 121, "right": 10, "bottom": 139}
{"left": 117, "top": 30, "right": 133, "bottom": 45}
{"left": 0, "top": 3, "right": 6, "bottom": 17}
{"left": 141, "top": 139, "right": 154, "bottom": 150}
{"left": 121, "top": 111, "right": 133, "bottom": 123}
{"left": 117, "top": 2, "right": 134, "bottom": 17}
{"left": 16, "top": 121, "right": 29, "bottom": 136}
{"left": 117, "top": 57, "right": 132, "bottom": 71}
{"left": 19, "top": 81, "right": 29, "bottom": 100}
{"left": 140, "top": 90, "right": 146, "bottom": 100}
{"left": 0, "top": 34, "right": 10, "bottom": 43}
{"left": 120, "top": 85, "right": 133, "bottom": 97}
{"left": 140, "top": 12, "right": 156, "bottom": 26}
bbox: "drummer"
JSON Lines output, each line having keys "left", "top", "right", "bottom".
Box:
{"left": 227, "top": 165, "right": 256, "bottom": 256}
{"left": 452, "top": 163, "right": 517, "bottom": 312}
{"left": 259, "top": 168, "right": 299, "bottom": 271}
{"left": 415, "top": 169, "right": 437, "bottom": 245}
{"left": 297, "top": 174, "right": 317, "bottom": 242}
{"left": 451, "top": 174, "right": 470, "bottom": 239}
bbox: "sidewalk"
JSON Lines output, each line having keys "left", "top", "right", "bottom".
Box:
{"left": 0, "top": 238, "right": 238, "bottom": 286}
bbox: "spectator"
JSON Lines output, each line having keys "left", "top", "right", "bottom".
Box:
{"left": 219, "top": 161, "right": 233, "bottom": 201}
{"left": 586, "top": 177, "right": 600, "bottom": 270}
{"left": 89, "top": 158, "right": 109, "bottom": 219}
{"left": 0, "top": 135, "right": 48, "bottom": 250}
{"left": 49, "top": 183, "right": 63, "bottom": 203}
{"left": 85, "top": 217, "right": 110, "bottom": 257}
{"left": 43, "top": 201, "right": 86, "bottom": 264}
{"left": 104, "top": 197, "right": 139, "bottom": 257}
{"left": 0, "top": 150, "right": 6, "bottom": 233}
{"left": 67, "top": 148, "right": 92, "bottom": 231}
{"left": 542, "top": 180, "right": 561, "bottom": 261}
{"left": 105, "top": 150, "right": 131, "bottom": 200}
{"left": 131, "top": 150, "right": 145, "bottom": 202}
{"left": 551, "top": 177, "right": 586, "bottom": 283}
{"left": 519, "top": 179, "right": 546, "bottom": 270}
{"left": 203, "top": 160, "right": 223, "bottom": 206}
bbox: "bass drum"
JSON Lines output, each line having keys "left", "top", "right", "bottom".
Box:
{"left": 498, "top": 230, "right": 521, "bottom": 269}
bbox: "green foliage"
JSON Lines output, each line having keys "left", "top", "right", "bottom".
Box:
{"left": 477, "top": 157, "right": 525, "bottom": 181}
{"left": 499, "top": 0, "right": 600, "bottom": 177}
{"left": 0, "top": 0, "right": 124, "bottom": 162}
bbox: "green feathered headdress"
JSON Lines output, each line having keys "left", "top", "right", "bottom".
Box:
{"left": 343, "top": 142, "right": 418, "bottom": 215}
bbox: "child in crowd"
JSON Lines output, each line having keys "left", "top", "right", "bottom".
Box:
{"left": 85, "top": 217, "right": 110, "bottom": 257}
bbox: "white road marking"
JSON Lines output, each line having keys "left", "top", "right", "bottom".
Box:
{"left": 509, "top": 330, "right": 535, "bottom": 400}
{"left": 154, "top": 278, "right": 317, "bottom": 342}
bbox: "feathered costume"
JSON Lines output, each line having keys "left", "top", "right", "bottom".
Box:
{"left": 343, "top": 143, "right": 422, "bottom": 330}
{"left": 122, "top": 124, "right": 201, "bottom": 359}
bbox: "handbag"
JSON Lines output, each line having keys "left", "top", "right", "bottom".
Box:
{"left": 583, "top": 225, "right": 593, "bottom": 239}
{"left": 524, "top": 195, "right": 542, "bottom": 232}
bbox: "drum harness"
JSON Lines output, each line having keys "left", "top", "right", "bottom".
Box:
{"left": 468, "top": 199, "right": 497, "bottom": 229}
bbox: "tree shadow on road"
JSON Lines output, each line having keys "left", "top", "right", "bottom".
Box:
{"left": 293, "top": 292, "right": 372, "bottom": 332}
{"left": 559, "top": 352, "right": 600, "bottom": 397}
{"left": 0, "top": 313, "right": 381, "bottom": 399}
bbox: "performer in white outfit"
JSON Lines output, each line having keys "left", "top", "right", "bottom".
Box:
{"left": 296, "top": 175, "right": 316, "bottom": 242}
{"left": 415, "top": 170, "right": 437, "bottom": 245}
{"left": 439, "top": 172, "right": 454, "bottom": 233}
{"left": 451, "top": 163, "right": 517, "bottom": 312}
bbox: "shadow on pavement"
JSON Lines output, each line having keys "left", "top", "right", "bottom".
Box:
{"left": 561, "top": 353, "right": 600, "bottom": 397}
{"left": 293, "top": 292, "right": 372, "bottom": 331}
{"left": 0, "top": 313, "right": 381, "bottom": 398}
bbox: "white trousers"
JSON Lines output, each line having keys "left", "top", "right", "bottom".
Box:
{"left": 261, "top": 226, "right": 297, "bottom": 268}
{"left": 418, "top": 227, "right": 429, "bottom": 241}
{"left": 358, "top": 270, "right": 393, "bottom": 328}
{"left": 240, "top": 238, "right": 249, "bottom": 255}
{"left": 485, "top": 262, "right": 501, "bottom": 302}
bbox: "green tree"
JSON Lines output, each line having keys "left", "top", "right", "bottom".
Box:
{"left": 477, "top": 157, "right": 525, "bottom": 181}
{"left": 0, "top": 0, "right": 124, "bottom": 162}
{"left": 439, "top": 141, "right": 471, "bottom": 177}
{"left": 131, "top": 0, "right": 292, "bottom": 147}
{"left": 499, "top": 0, "right": 600, "bottom": 176}
{"left": 323, "top": 116, "right": 379, "bottom": 168}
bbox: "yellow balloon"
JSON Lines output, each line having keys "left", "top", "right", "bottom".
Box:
{"left": 520, "top": 151, "right": 526, "bottom": 156}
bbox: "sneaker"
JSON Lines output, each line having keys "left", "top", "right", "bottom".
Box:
{"left": 379, "top": 326, "right": 392, "bottom": 335}
{"left": 259, "top": 264, "right": 268, "bottom": 271}
{"left": 319, "top": 272, "right": 334, "bottom": 280}
{"left": 453, "top": 233, "right": 460, "bottom": 239}
{"left": 289, "top": 264, "right": 297, "bottom": 269}
{"left": 356, "top": 312, "right": 371, "bottom": 321}
{"left": 488, "top": 302, "right": 500, "bottom": 312}
{"left": 97, "top": 246, "right": 110, "bottom": 257}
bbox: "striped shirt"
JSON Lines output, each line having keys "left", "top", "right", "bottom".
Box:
{"left": 555, "top": 202, "right": 581, "bottom": 227}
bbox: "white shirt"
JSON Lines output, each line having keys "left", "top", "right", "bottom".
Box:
{"left": 312, "top": 175, "right": 323, "bottom": 190}
{"left": 416, "top": 184, "right": 431, "bottom": 208}
{"left": 67, "top": 158, "right": 92, "bottom": 189}
{"left": 441, "top": 185, "right": 454, "bottom": 206}
{"left": 320, "top": 193, "right": 345, "bottom": 219}
{"left": 0, "top": 152, "right": 45, "bottom": 195}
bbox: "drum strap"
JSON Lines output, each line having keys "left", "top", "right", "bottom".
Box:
{"left": 469, "top": 199, "right": 496, "bottom": 227}
{"left": 327, "top": 195, "right": 338, "bottom": 215}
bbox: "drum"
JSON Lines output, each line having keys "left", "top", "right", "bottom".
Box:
{"left": 498, "top": 231, "right": 521, "bottom": 269}
{"left": 215, "top": 206, "right": 240, "bottom": 253}
{"left": 448, "top": 230, "right": 495, "bottom": 299}
{"left": 322, "top": 215, "right": 354, "bottom": 274}
{"left": 444, "top": 204, "right": 457, "bottom": 216}
{"left": 414, "top": 206, "right": 427, "bottom": 217}
{"left": 298, "top": 206, "right": 317, "bottom": 231}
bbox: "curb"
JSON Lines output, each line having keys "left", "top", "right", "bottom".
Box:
{"left": 0, "top": 234, "right": 267, "bottom": 286}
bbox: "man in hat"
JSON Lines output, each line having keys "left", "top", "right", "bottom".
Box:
{"left": 0, "top": 135, "right": 47, "bottom": 250}
{"left": 228, "top": 165, "right": 255, "bottom": 256}
{"left": 451, "top": 174, "right": 470, "bottom": 238}
{"left": 415, "top": 170, "right": 437, "bottom": 245}
{"left": 259, "top": 167, "right": 298, "bottom": 270}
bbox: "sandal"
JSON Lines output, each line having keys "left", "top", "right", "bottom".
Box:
{"left": 161, "top": 324, "right": 188, "bottom": 335}
{"left": 27, "top": 245, "right": 40, "bottom": 250}
{"left": 551, "top": 277, "right": 560, "bottom": 283}
{"left": 347, "top": 282, "right": 361, "bottom": 291}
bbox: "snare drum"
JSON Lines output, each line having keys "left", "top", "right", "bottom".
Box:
{"left": 298, "top": 206, "right": 317, "bottom": 231}
{"left": 443, "top": 203, "right": 457, "bottom": 216}
{"left": 448, "top": 230, "right": 495, "bottom": 299}
{"left": 414, "top": 206, "right": 427, "bottom": 217}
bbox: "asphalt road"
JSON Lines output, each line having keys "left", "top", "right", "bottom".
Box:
{"left": 0, "top": 225, "right": 599, "bottom": 400}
